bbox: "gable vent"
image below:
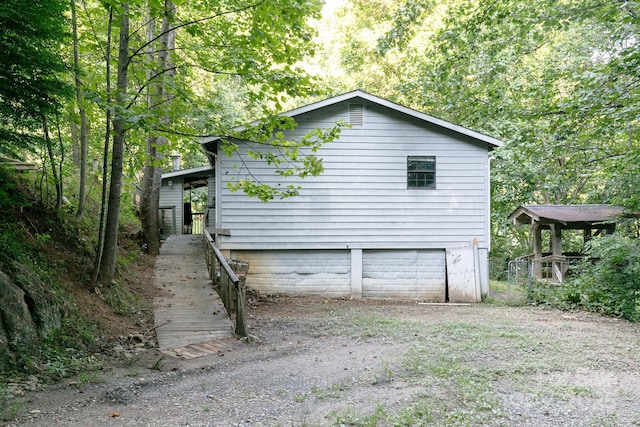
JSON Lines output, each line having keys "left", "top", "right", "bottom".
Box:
{"left": 349, "top": 103, "right": 364, "bottom": 126}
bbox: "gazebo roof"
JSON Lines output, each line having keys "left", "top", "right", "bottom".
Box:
{"left": 508, "top": 204, "right": 626, "bottom": 227}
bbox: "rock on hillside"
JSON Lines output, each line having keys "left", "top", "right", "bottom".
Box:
{"left": 0, "top": 267, "right": 61, "bottom": 369}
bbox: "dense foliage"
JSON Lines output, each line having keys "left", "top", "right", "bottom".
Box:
{"left": 317, "top": 0, "right": 640, "bottom": 256}
{"left": 577, "top": 235, "right": 640, "bottom": 321}
{"left": 526, "top": 235, "right": 640, "bottom": 322}
{"left": 0, "top": 0, "right": 72, "bottom": 156}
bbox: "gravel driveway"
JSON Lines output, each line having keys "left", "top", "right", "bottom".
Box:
{"left": 5, "top": 296, "right": 640, "bottom": 426}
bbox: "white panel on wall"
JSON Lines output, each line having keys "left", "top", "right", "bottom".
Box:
{"left": 362, "top": 250, "right": 446, "bottom": 301}
{"left": 231, "top": 250, "right": 351, "bottom": 297}
{"left": 446, "top": 246, "right": 480, "bottom": 303}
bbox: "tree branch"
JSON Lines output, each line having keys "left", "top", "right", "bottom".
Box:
{"left": 126, "top": 0, "right": 267, "bottom": 68}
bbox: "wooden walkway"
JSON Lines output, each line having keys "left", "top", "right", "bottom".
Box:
{"left": 153, "top": 235, "right": 238, "bottom": 359}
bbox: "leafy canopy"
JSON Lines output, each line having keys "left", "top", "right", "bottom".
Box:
{"left": 0, "top": 0, "right": 73, "bottom": 157}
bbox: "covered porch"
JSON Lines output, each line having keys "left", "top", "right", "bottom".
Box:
{"left": 508, "top": 204, "right": 625, "bottom": 283}
{"left": 159, "top": 163, "right": 214, "bottom": 238}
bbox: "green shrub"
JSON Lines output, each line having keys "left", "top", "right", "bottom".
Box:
{"left": 572, "top": 235, "right": 640, "bottom": 321}
{"left": 524, "top": 280, "right": 581, "bottom": 310}
{"left": 0, "top": 168, "right": 28, "bottom": 214}
{"left": 524, "top": 235, "right": 640, "bottom": 322}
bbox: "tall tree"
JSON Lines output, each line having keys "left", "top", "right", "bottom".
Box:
{"left": 139, "top": 0, "right": 175, "bottom": 256}
{"left": 0, "top": 0, "right": 72, "bottom": 156}
{"left": 71, "top": 0, "right": 89, "bottom": 217}
{"left": 95, "top": 0, "right": 333, "bottom": 280}
{"left": 317, "top": 0, "right": 640, "bottom": 256}
{"left": 92, "top": 3, "right": 114, "bottom": 288}
{"left": 96, "top": 2, "right": 130, "bottom": 287}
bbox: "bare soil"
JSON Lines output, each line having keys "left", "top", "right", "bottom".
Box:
{"left": 3, "top": 270, "right": 640, "bottom": 426}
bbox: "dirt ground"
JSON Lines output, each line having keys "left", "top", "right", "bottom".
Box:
{"left": 2, "top": 286, "right": 640, "bottom": 426}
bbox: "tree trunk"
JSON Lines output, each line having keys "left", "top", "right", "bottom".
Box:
{"left": 71, "top": 0, "right": 89, "bottom": 218}
{"left": 70, "top": 104, "right": 79, "bottom": 167}
{"left": 42, "top": 114, "right": 63, "bottom": 210}
{"left": 140, "top": 4, "right": 161, "bottom": 255}
{"left": 140, "top": 0, "right": 175, "bottom": 255}
{"left": 92, "top": 6, "right": 113, "bottom": 287}
{"left": 96, "top": 3, "right": 129, "bottom": 287}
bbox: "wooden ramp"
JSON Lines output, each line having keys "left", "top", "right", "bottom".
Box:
{"left": 153, "top": 235, "right": 237, "bottom": 359}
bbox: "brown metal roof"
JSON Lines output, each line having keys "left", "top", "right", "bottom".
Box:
{"left": 508, "top": 204, "right": 626, "bottom": 226}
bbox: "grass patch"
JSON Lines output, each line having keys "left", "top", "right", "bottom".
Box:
{"left": 485, "top": 280, "right": 527, "bottom": 305}
{"left": 311, "top": 382, "right": 352, "bottom": 401}
{"left": 349, "top": 314, "right": 422, "bottom": 339}
{"left": 332, "top": 403, "right": 388, "bottom": 427}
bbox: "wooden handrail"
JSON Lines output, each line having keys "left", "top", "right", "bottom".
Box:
{"left": 203, "top": 229, "right": 247, "bottom": 337}
{"left": 204, "top": 229, "right": 239, "bottom": 283}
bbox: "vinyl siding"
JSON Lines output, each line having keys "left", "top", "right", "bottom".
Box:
{"left": 217, "top": 100, "right": 490, "bottom": 252}
{"left": 207, "top": 176, "right": 215, "bottom": 229}
{"left": 159, "top": 178, "right": 183, "bottom": 235}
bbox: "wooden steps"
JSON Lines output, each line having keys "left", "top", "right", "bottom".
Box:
{"left": 160, "top": 338, "right": 243, "bottom": 360}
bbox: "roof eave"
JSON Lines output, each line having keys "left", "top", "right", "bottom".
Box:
{"left": 161, "top": 165, "right": 213, "bottom": 179}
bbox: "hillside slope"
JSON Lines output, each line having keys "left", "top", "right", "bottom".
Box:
{"left": 0, "top": 168, "right": 154, "bottom": 377}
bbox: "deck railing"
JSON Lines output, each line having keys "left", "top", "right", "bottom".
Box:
{"left": 510, "top": 253, "right": 584, "bottom": 284}
{"left": 203, "top": 229, "right": 248, "bottom": 337}
{"left": 191, "top": 212, "right": 204, "bottom": 234}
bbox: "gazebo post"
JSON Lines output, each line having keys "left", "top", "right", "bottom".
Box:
{"left": 550, "top": 224, "right": 564, "bottom": 282}
{"left": 532, "top": 223, "right": 543, "bottom": 279}
{"left": 551, "top": 224, "right": 562, "bottom": 256}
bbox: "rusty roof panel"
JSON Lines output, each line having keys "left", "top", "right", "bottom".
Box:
{"left": 509, "top": 204, "right": 626, "bottom": 225}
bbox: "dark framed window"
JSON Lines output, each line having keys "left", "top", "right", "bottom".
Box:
{"left": 407, "top": 156, "right": 436, "bottom": 189}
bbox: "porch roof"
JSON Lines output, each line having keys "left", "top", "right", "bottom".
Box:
{"left": 508, "top": 204, "right": 626, "bottom": 228}
{"left": 161, "top": 165, "right": 212, "bottom": 180}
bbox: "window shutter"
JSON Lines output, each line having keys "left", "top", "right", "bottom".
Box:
{"left": 349, "top": 103, "right": 364, "bottom": 126}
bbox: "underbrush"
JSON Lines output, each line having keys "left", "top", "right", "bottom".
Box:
{"left": 526, "top": 235, "right": 640, "bottom": 322}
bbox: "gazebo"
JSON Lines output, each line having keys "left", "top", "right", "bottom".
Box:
{"left": 508, "top": 204, "right": 626, "bottom": 282}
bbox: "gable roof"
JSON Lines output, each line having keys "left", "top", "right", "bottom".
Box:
{"left": 201, "top": 90, "right": 504, "bottom": 149}
{"left": 508, "top": 204, "right": 627, "bottom": 227}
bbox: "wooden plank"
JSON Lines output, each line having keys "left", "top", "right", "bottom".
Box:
{"left": 153, "top": 235, "right": 234, "bottom": 352}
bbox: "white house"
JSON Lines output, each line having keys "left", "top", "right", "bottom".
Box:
{"left": 200, "top": 90, "right": 502, "bottom": 302}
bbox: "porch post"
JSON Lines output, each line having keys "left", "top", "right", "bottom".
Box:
{"left": 550, "top": 224, "right": 564, "bottom": 282}
{"left": 532, "top": 223, "right": 543, "bottom": 279}
{"left": 550, "top": 224, "right": 562, "bottom": 256}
